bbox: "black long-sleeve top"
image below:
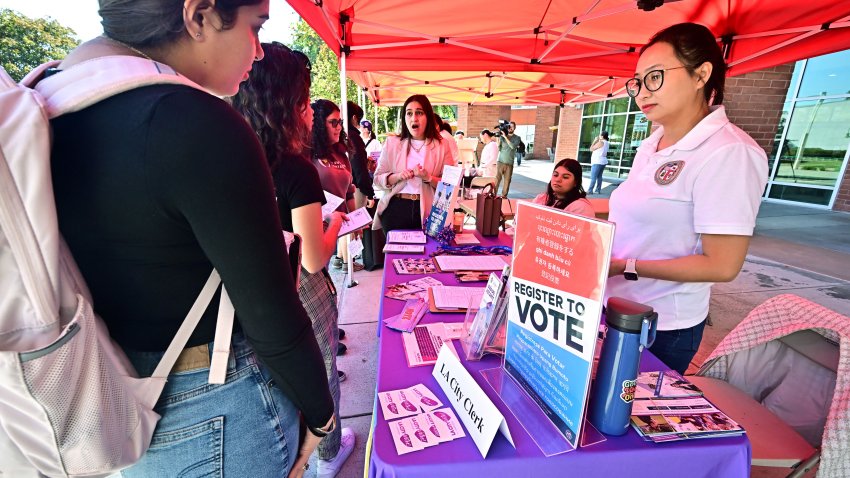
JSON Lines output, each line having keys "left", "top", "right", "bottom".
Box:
{"left": 347, "top": 126, "right": 375, "bottom": 198}
{"left": 50, "top": 84, "right": 333, "bottom": 428}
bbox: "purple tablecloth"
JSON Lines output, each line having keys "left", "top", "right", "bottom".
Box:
{"left": 370, "top": 232, "right": 751, "bottom": 478}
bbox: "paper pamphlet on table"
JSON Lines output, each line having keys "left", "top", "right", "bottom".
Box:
{"left": 385, "top": 277, "right": 444, "bottom": 301}
{"left": 338, "top": 207, "right": 372, "bottom": 236}
{"left": 425, "top": 165, "right": 463, "bottom": 237}
{"left": 434, "top": 255, "right": 510, "bottom": 272}
{"left": 321, "top": 191, "right": 344, "bottom": 218}
{"left": 392, "top": 257, "right": 437, "bottom": 275}
{"left": 454, "top": 233, "right": 480, "bottom": 245}
{"left": 462, "top": 272, "right": 508, "bottom": 360}
{"left": 431, "top": 286, "right": 485, "bottom": 310}
{"left": 384, "top": 297, "right": 428, "bottom": 333}
{"left": 635, "top": 370, "right": 704, "bottom": 399}
{"left": 455, "top": 271, "right": 491, "bottom": 282}
{"left": 383, "top": 243, "right": 426, "bottom": 254}
{"left": 402, "top": 322, "right": 459, "bottom": 366}
{"left": 379, "top": 382, "right": 466, "bottom": 455}
{"left": 388, "top": 408, "right": 467, "bottom": 455}
{"left": 432, "top": 344, "right": 514, "bottom": 458}
{"left": 630, "top": 396, "right": 744, "bottom": 443}
{"left": 503, "top": 201, "right": 614, "bottom": 450}
{"left": 387, "top": 230, "right": 427, "bottom": 244}
{"left": 378, "top": 384, "right": 444, "bottom": 421}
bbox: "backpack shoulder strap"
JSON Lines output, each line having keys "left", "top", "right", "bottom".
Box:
{"left": 31, "top": 56, "right": 208, "bottom": 119}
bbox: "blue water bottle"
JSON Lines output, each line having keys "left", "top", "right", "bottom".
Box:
{"left": 589, "top": 297, "right": 658, "bottom": 436}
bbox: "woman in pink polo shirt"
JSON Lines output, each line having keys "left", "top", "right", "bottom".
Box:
{"left": 606, "top": 23, "right": 769, "bottom": 373}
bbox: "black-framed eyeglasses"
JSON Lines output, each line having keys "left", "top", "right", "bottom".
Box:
{"left": 625, "top": 66, "right": 687, "bottom": 98}
{"left": 327, "top": 119, "right": 342, "bottom": 127}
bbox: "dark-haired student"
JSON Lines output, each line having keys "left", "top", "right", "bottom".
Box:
{"left": 372, "top": 94, "right": 454, "bottom": 234}
{"left": 533, "top": 158, "right": 595, "bottom": 217}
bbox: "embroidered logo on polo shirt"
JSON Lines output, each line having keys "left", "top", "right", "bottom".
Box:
{"left": 654, "top": 160, "right": 685, "bottom": 185}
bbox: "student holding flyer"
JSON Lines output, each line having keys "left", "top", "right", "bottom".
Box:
{"left": 606, "top": 23, "right": 768, "bottom": 374}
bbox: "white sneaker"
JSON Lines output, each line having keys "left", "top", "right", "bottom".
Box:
{"left": 316, "top": 427, "right": 356, "bottom": 478}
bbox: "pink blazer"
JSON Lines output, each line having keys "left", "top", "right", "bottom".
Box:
{"left": 372, "top": 135, "right": 454, "bottom": 229}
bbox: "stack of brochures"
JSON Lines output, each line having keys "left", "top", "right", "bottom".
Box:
{"left": 460, "top": 266, "right": 511, "bottom": 360}
{"left": 384, "top": 230, "right": 427, "bottom": 254}
{"left": 392, "top": 258, "right": 437, "bottom": 275}
{"left": 378, "top": 384, "right": 467, "bottom": 455}
{"left": 630, "top": 371, "right": 745, "bottom": 443}
{"left": 385, "top": 277, "right": 444, "bottom": 301}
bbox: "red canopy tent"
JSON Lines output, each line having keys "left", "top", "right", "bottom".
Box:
{"left": 286, "top": 0, "right": 850, "bottom": 105}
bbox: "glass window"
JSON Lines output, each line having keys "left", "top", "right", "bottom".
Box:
{"left": 771, "top": 98, "right": 850, "bottom": 188}
{"left": 629, "top": 97, "right": 641, "bottom": 112}
{"left": 578, "top": 117, "right": 603, "bottom": 164}
{"left": 621, "top": 113, "right": 652, "bottom": 171}
{"left": 767, "top": 184, "right": 833, "bottom": 206}
{"left": 796, "top": 50, "right": 850, "bottom": 98}
{"left": 602, "top": 115, "right": 626, "bottom": 169}
{"left": 769, "top": 104, "right": 793, "bottom": 175}
{"left": 605, "top": 98, "right": 629, "bottom": 115}
{"left": 583, "top": 101, "right": 603, "bottom": 116}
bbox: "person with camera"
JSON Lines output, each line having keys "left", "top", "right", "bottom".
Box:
{"left": 511, "top": 121, "right": 526, "bottom": 166}
{"left": 495, "top": 120, "right": 523, "bottom": 196}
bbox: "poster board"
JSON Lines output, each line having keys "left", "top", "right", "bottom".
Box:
{"left": 503, "top": 201, "right": 614, "bottom": 449}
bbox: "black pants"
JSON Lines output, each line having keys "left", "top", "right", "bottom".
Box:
{"left": 381, "top": 196, "right": 421, "bottom": 234}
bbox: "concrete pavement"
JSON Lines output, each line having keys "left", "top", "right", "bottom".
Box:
{"left": 308, "top": 157, "right": 849, "bottom": 478}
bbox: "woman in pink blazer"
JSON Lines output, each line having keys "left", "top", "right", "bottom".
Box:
{"left": 372, "top": 94, "right": 454, "bottom": 233}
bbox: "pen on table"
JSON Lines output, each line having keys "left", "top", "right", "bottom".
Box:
{"left": 654, "top": 371, "right": 665, "bottom": 397}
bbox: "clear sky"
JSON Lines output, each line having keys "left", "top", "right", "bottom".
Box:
{"left": 2, "top": 0, "right": 300, "bottom": 44}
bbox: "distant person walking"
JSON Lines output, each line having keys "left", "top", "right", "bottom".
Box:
{"left": 588, "top": 131, "right": 609, "bottom": 194}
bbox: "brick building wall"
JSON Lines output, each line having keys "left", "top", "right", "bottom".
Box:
{"left": 554, "top": 106, "right": 583, "bottom": 161}
{"left": 530, "top": 106, "right": 559, "bottom": 160}
{"left": 835, "top": 165, "right": 850, "bottom": 212}
{"left": 723, "top": 63, "right": 795, "bottom": 155}
{"left": 457, "top": 104, "right": 511, "bottom": 139}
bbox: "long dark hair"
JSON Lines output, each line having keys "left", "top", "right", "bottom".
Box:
{"left": 231, "top": 42, "right": 311, "bottom": 172}
{"left": 544, "top": 158, "right": 587, "bottom": 209}
{"left": 99, "top": 0, "right": 264, "bottom": 48}
{"left": 311, "top": 99, "right": 348, "bottom": 160}
{"left": 400, "top": 95, "right": 441, "bottom": 142}
{"left": 642, "top": 22, "right": 727, "bottom": 105}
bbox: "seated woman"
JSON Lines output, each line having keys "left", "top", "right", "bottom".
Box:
{"left": 533, "top": 158, "right": 595, "bottom": 217}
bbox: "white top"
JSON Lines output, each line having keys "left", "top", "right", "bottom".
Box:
{"left": 590, "top": 140, "right": 609, "bottom": 165}
{"left": 605, "top": 106, "right": 768, "bottom": 331}
{"left": 400, "top": 140, "right": 426, "bottom": 194}
{"left": 441, "top": 130, "right": 460, "bottom": 164}
{"left": 532, "top": 194, "right": 595, "bottom": 218}
{"left": 364, "top": 137, "right": 382, "bottom": 159}
{"left": 479, "top": 141, "right": 499, "bottom": 177}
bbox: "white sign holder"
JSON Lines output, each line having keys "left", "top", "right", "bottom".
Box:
{"left": 432, "top": 344, "right": 514, "bottom": 458}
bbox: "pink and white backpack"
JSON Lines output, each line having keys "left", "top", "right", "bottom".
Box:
{"left": 0, "top": 57, "right": 234, "bottom": 478}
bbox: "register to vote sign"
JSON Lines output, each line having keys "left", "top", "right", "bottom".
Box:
{"left": 504, "top": 201, "right": 614, "bottom": 448}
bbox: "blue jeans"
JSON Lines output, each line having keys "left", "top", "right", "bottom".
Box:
{"left": 115, "top": 333, "right": 299, "bottom": 477}
{"left": 648, "top": 319, "right": 707, "bottom": 374}
{"left": 588, "top": 164, "right": 605, "bottom": 193}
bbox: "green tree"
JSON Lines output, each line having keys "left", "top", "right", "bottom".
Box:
{"left": 0, "top": 9, "right": 79, "bottom": 82}
{"left": 290, "top": 18, "right": 407, "bottom": 136}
